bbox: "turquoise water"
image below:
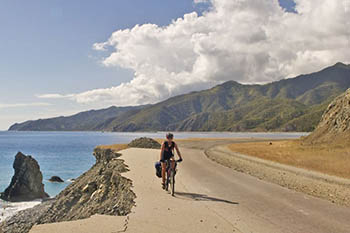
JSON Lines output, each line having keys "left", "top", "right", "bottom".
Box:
{"left": 0, "top": 131, "right": 307, "bottom": 197}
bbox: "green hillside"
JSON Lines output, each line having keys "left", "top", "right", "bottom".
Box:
{"left": 9, "top": 63, "right": 350, "bottom": 132}
{"left": 107, "top": 63, "right": 350, "bottom": 132}
{"left": 8, "top": 106, "right": 145, "bottom": 131}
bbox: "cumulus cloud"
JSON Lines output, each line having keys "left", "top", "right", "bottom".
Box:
{"left": 0, "top": 102, "right": 52, "bottom": 109}
{"left": 39, "top": 0, "right": 350, "bottom": 106}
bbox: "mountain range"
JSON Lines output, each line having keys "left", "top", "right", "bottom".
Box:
{"left": 9, "top": 62, "right": 350, "bottom": 132}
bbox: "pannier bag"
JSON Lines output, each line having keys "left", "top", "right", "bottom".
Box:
{"left": 155, "top": 161, "right": 162, "bottom": 178}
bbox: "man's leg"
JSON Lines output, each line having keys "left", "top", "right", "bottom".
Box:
{"left": 170, "top": 157, "right": 175, "bottom": 169}
{"left": 161, "top": 162, "right": 166, "bottom": 186}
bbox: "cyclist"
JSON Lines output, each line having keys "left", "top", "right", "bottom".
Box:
{"left": 160, "top": 133, "right": 183, "bottom": 189}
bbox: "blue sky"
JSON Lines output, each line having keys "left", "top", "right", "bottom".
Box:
{"left": 0, "top": 0, "right": 327, "bottom": 129}
{"left": 0, "top": 0, "right": 207, "bottom": 129}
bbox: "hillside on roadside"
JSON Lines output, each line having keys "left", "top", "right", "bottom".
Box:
{"left": 304, "top": 88, "right": 350, "bottom": 145}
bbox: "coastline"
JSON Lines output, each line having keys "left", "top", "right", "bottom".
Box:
{"left": 0, "top": 147, "right": 136, "bottom": 233}
{"left": 0, "top": 132, "right": 303, "bottom": 227}
{"left": 2, "top": 136, "right": 349, "bottom": 232}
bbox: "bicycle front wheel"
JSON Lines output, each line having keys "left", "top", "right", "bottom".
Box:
{"left": 170, "top": 170, "right": 175, "bottom": 196}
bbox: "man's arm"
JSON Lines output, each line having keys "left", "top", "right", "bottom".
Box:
{"left": 174, "top": 143, "right": 182, "bottom": 160}
{"left": 160, "top": 143, "right": 165, "bottom": 161}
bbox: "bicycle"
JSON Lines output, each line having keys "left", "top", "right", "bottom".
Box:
{"left": 165, "top": 159, "right": 181, "bottom": 196}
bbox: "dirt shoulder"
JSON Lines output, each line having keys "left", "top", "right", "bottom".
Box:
{"left": 228, "top": 140, "right": 350, "bottom": 179}
{"left": 177, "top": 139, "right": 350, "bottom": 207}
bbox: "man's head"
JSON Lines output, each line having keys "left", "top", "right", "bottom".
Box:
{"left": 166, "top": 132, "right": 174, "bottom": 141}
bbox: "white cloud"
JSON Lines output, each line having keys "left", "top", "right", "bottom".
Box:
{"left": 0, "top": 102, "right": 52, "bottom": 109}
{"left": 193, "top": 0, "right": 209, "bottom": 3}
{"left": 92, "top": 42, "right": 108, "bottom": 51}
{"left": 36, "top": 94, "right": 74, "bottom": 99}
{"left": 39, "top": 0, "right": 350, "bottom": 106}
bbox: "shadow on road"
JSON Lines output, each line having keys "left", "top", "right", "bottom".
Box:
{"left": 175, "top": 192, "right": 239, "bottom": 205}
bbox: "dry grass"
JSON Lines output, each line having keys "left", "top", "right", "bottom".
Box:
{"left": 228, "top": 140, "right": 350, "bottom": 179}
{"left": 155, "top": 137, "right": 252, "bottom": 143}
{"left": 97, "top": 144, "right": 129, "bottom": 152}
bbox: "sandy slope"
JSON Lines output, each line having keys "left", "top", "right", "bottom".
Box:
{"left": 31, "top": 145, "right": 350, "bottom": 233}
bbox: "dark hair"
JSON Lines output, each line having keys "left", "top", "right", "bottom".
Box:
{"left": 166, "top": 133, "right": 174, "bottom": 139}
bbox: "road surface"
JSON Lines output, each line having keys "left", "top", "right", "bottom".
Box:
{"left": 31, "top": 146, "right": 350, "bottom": 233}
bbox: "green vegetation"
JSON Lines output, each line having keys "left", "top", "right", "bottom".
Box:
{"left": 109, "top": 63, "right": 350, "bottom": 132}
{"left": 8, "top": 106, "right": 145, "bottom": 131}
{"left": 9, "top": 62, "right": 350, "bottom": 132}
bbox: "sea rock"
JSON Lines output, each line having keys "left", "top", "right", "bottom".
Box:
{"left": 304, "top": 89, "right": 350, "bottom": 145}
{"left": 0, "top": 148, "right": 136, "bottom": 233}
{"left": 128, "top": 137, "right": 161, "bottom": 149}
{"left": 0, "top": 152, "right": 49, "bottom": 202}
{"left": 48, "top": 176, "right": 64, "bottom": 183}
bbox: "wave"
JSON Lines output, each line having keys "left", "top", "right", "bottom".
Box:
{"left": 0, "top": 199, "right": 42, "bottom": 222}
{"left": 67, "top": 178, "right": 76, "bottom": 183}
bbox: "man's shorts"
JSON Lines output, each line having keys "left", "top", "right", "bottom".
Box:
{"left": 160, "top": 153, "right": 174, "bottom": 162}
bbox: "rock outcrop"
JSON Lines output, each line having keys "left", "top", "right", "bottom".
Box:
{"left": 48, "top": 176, "right": 64, "bottom": 183}
{"left": 0, "top": 152, "right": 49, "bottom": 202}
{"left": 0, "top": 148, "right": 135, "bottom": 233}
{"left": 304, "top": 89, "right": 350, "bottom": 145}
{"left": 128, "top": 137, "right": 161, "bottom": 149}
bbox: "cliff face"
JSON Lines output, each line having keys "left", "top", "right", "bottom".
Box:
{"left": 0, "top": 152, "right": 49, "bottom": 202}
{"left": 0, "top": 148, "right": 136, "bottom": 233}
{"left": 304, "top": 89, "right": 350, "bottom": 144}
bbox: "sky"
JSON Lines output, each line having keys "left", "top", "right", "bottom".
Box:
{"left": 0, "top": 0, "right": 349, "bottom": 130}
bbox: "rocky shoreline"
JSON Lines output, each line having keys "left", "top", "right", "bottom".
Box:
{"left": 0, "top": 148, "right": 136, "bottom": 233}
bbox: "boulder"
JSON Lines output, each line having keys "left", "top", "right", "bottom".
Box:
{"left": 0, "top": 152, "right": 49, "bottom": 202}
{"left": 128, "top": 137, "right": 161, "bottom": 149}
{"left": 48, "top": 176, "right": 64, "bottom": 183}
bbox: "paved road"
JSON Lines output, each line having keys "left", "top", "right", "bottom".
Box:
{"left": 123, "top": 146, "right": 350, "bottom": 233}
{"left": 176, "top": 146, "right": 350, "bottom": 233}
{"left": 31, "top": 145, "right": 350, "bottom": 233}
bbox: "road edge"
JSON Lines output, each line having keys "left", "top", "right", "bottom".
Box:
{"left": 205, "top": 144, "right": 350, "bottom": 207}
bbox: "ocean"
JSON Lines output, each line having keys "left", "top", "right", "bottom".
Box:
{"left": 0, "top": 131, "right": 307, "bottom": 222}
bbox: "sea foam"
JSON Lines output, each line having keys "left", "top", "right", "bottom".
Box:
{"left": 0, "top": 199, "right": 41, "bottom": 222}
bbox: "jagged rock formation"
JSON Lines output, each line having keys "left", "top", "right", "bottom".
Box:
{"left": 0, "top": 152, "right": 49, "bottom": 202}
{"left": 128, "top": 137, "right": 161, "bottom": 149}
{"left": 0, "top": 148, "right": 136, "bottom": 233}
{"left": 48, "top": 176, "right": 64, "bottom": 183}
{"left": 304, "top": 89, "right": 350, "bottom": 144}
